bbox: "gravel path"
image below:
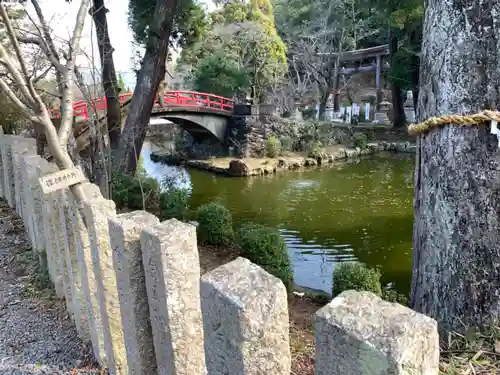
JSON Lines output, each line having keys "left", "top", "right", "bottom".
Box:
{"left": 0, "top": 201, "right": 100, "bottom": 374}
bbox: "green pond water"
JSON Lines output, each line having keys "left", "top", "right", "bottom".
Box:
{"left": 141, "top": 141, "right": 415, "bottom": 295}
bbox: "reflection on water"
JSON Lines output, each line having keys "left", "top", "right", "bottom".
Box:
{"left": 141, "top": 142, "right": 190, "bottom": 191}
{"left": 141, "top": 141, "right": 415, "bottom": 295}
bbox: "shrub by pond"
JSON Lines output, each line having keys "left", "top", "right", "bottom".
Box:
{"left": 332, "top": 262, "right": 382, "bottom": 298}
{"left": 196, "top": 202, "right": 234, "bottom": 246}
{"left": 279, "top": 136, "right": 293, "bottom": 153}
{"left": 265, "top": 136, "right": 281, "bottom": 158}
{"left": 332, "top": 262, "right": 408, "bottom": 305}
{"left": 352, "top": 133, "right": 368, "bottom": 149}
{"left": 236, "top": 223, "right": 293, "bottom": 290}
{"left": 111, "top": 157, "right": 190, "bottom": 221}
{"left": 111, "top": 172, "right": 162, "bottom": 212}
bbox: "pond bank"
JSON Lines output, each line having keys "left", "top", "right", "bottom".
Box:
{"left": 151, "top": 141, "right": 416, "bottom": 177}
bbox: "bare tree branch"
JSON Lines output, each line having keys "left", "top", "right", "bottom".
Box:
{"left": 0, "top": 78, "right": 34, "bottom": 119}
{"left": 33, "top": 65, "right": 53, "bottom": 84}
{"left": 0, "top": 5, "right": 36, "bottom": 100}
{"left": 0, "top": 0, "right": 92, "bottom": 203}
{"left": 30, "top": 0, "right": 64, "bottom": 67}
{"left": 0, "top": 31, "right": 37, "bottom": 108}
{"left": 17, "top": 35, "right": 65, "bottom": 71}
{"left": 58, "top": 0, "right": 91, "bottom": 147}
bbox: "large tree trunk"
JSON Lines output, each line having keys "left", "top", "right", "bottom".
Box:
{"left": 91, "top": 0, "right": 121, "bottom": 150}
{"left": 318, "top": 91, "right": 329, "bottom": 121}
{"left": 410, "top": 0, "right": 500, "bottom": 334}
{"left": 114, "top": 0, "right": 178, "bottom": 174}
{"left": 388, "top": 29, "right": 406, "bottom": 127}
{"left": 333, "top": 73, "right": 341, "bottom": 112}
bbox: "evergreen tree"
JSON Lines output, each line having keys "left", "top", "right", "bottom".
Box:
{"left": 183, "top": 0, "right": 287, "bottom": 102}
{"left": 128, "top": 0, "right": 209, "bottom": 49}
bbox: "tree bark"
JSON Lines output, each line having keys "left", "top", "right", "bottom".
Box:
{"left": 114, "top": 0, "right": 178, "bottom": 174}
{"left": 91, "top": 0, "right": 121, "bottom": 150}
{"left": 388, "top": 28, "right": 406, "bottom": 127}
{"left": 318, "top": 91, "right": 329, "bottom": 121}
{"left": 333, "top": 73, "right": 340, "bottom": 112}
{"left": 411, "top": 0, "right": 500, "bottom": 334}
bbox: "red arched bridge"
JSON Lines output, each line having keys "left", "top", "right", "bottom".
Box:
{"left": 51, "top": 91, "right": 235, "bottom": 142}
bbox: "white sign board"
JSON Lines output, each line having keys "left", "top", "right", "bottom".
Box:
{"left": 39, "top": 167, "right": 86, "bottom": 194}
{"left": 352, "top": 103, "right": 360, "bottom": 116}
{"left": 364, "top": 103, "right": 371, "bottom": 121}
{"left": 345, "top": 106, "right": 352, "bottom": 124}
{"left": 325, "top": 108, "right": 334, "bottom": 121}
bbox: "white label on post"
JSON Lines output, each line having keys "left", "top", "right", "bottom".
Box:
{"left": 491, "top": 120, "right": 498, "bottom": 135}
{"left": 39, "top": 167, "right": 87, "bottom": 194}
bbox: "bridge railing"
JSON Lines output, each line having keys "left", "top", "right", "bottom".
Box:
{"left": 50, "top": 90, "right": 234, "bottom": 121}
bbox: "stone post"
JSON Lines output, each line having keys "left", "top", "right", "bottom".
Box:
{"left": 107, "top": 211, "right": 160, "bottom": 375}
{"left": 1, "top": 136, "right": 12, "bottom": 205}
{"left": 201, "top": 257, "right": 290, "bottom": 375}
{"left": 68, "top": 183, "right": 108, "bottom": 366}
{"left": 140, "top": 219, "right": 206, "bottom": 375}
{"left": 2, "top": 136, "right": 24, "bottom": 207}
{"left": 19, "top": 154, "right": 44, "bottom": 250}
{"left": 0, "top": 135, "right": 5, "bottom": 198}
{"left": 54, "top": 188, "right": 77, "bottom": 317}
{"left": 315, "top": 290, "right": 439, "bottom": 375}
{"left": 36, "top": 160, "right": 67, "bottom": 297}
{"left": 59, "top": 188, "right": 89, "bottom": 340}
{"left": 82, "top": 197, "right": 123, "bottom": 374}
{"left": 19, "top": 155, "right": 36, "bottom": 247}
{"left": 12, "top": 138, "right": 36, "bottom": 218}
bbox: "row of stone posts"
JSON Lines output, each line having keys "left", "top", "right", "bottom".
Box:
{"left": 0, "top": 132, "right": 440, "bottom": 375}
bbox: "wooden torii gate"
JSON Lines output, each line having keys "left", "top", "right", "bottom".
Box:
{"left": 333, "top": 44, "right": 390, "bottom": 112}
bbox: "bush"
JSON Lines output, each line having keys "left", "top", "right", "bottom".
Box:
{"left": 382, "top": 286, "right": 409, "bottom": 306}
{"left": 279, "top": 136, "right": 293, "bottom": 153}
{"left": 159, "top": 189, "right": 189, "bottom": 221}
{"left": 111, "top": 167, "right": 190, "bottom": 220}
{"left": 236, "top": 223, "right": 293, "bottom": 290}
{"left": 111, "top": 172, "right": 162, "bottom": 212}
{"left": 197, "top": 203, "right": 234, "bottom": 245}
{"left": 265, "top": 136, "right": 281, "bottom": 158}
{"left": 307, "top": 141, "right": 325, "bottom": 159}
{"left": 332, "top": 262, "right": 382, "bottom": 298}
{"left": 301, "top": 107, "right": 317, "bottom": 120}
{"left": 159, "top": 175, "right": 190, "bottom": 221}
{"left": 352, "top": 133, "right": 368, "bottom": 149}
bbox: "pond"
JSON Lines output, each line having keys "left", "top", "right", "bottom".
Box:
{"left": 141, "top": 141, "right": 415, "bottom": 296}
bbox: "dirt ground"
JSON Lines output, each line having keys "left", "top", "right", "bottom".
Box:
{"left": 0, "top": 201, "right": 99, "bottom": 375}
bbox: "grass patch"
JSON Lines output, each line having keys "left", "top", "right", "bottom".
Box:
{"left": 440, "top": 325, "right": 500, "bottom": 374}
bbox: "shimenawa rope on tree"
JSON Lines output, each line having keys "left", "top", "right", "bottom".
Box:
{"left": 407, "top": 110, "right": 500, "bottom": 136}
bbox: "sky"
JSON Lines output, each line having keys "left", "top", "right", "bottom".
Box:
{"left": 26, "top": 0, "right": 216, "bottom": 90}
